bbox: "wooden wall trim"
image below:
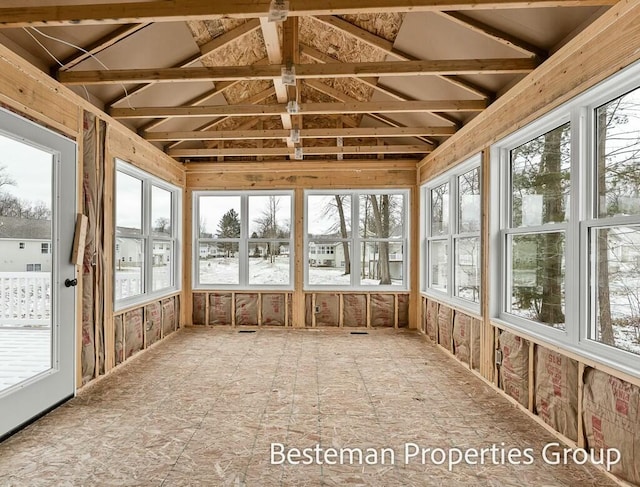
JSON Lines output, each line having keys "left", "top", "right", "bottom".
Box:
{"left": 418, "top": 0, "right": 640, "bottom": 183}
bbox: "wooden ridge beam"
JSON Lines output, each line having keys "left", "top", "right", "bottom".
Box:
{"left": 144, "top": 126, "right": 457, "bottom": 141}
{"left": 108, "top": 19, "right": 260, "bottom": 107}
{"left": 436, "top": 11, "right": 548, "bottom": 60}
{"left": 56, "top": 23, "right": 151, "bottom": 72}
{"left": 58, "top": 58, "right": 538, "bottom": 85}
{"left": 169, "top": 144, "right": 432, "bottom": 157}
{"left": 0, "top": 1, "right": 617, "bottom": 28}
{"left": 110, "top": 99, "right": 487, "bottom": 119}
{"left": 313, "top": 15, "right": 495, "bottom": 99}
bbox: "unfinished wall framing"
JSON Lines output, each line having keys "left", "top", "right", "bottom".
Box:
{"left": 0, "top": 41, "right": 187, "bottom": 390}
{"left": 191, "top": 291, "right": 409, "bottom": 328}
{"left": 418, "top": 3, "right": 640, "bottom": 485}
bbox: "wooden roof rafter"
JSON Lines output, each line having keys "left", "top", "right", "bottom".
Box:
{"left": 161, "top": 85, "right": 277, "bottom": 150}
{"left": 0, "top": 0, "right": 617, "bottom": 28}
{"left": 54, "top": 22, "right": 151, "bottom": 74}
{"left": 312, "top": 15, "right": 495, "bottom": 100}
{"left": 300, "top": 44, "right": 462, "bottom": 128}
{"left": 108, "top": 19, "right": 261, "bottom": 107}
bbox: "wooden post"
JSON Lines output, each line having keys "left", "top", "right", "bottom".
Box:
{"left": 292, "top": 188, "right": 305, "bottom": 327}
{"left": 75, "top": 108, "right": 84, "bottom": 389}
{"left": 394, "top": 293, "right": 399, "bottom": 329}
{"left": 577, "top": 362, "right": 586, "bottom": 448}
{"left": 339, "top": 293, "right": 344, "bottom": 327}
{"left": 258, "top": 292, "right": 263, "bottom": 326}
{"left": 480, "top": 148, "right": 494, "bottom": 382}
{"left": 528, "top": 341, "right": 535, "bottom": 412}
{"left": 182, "top": 189, "right": 193, "bottom": 326}
{"left": 205, "top": 292, "right": 210, "bottom": 326}
{"left": 366, "top": 293, "right": 371, "bottom": 328}
{"left": 312, "top": 293, "right": 317, "bottom": 327}
{"left": 231, "top": 291, "right": 236, "bottom": 326}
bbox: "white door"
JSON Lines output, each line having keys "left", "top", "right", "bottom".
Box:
{"left": 0, "top": 107, "right": 77, "bottom": 439}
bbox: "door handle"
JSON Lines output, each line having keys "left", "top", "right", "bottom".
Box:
{"left": 64, "top": 278, "right": 78, "bottom": 287}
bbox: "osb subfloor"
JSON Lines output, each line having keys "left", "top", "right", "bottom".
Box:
{"left": 0, "top": 327, "right": 618, "bottom": 486}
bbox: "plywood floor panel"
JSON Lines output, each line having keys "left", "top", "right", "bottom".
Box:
{"left": 0, "top": 328, "right": 618, "bottom": 486}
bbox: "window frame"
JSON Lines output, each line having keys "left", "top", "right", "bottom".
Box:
{"left": 304, "top": 189, "right": 409, "bottom": 291}
{"left": 192, "top": 190, "right": 294, "bottom": 290}
{"left": 422, "top": 155, "right": 481, "bottom": 314}
{"left": 491, "top": 60, "right": 640, "bottom": 378}
{"left": 114, "top": 159, "right": 182, "bottom": 311}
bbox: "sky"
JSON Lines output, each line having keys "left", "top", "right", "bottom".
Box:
{"left": 0, "top": 133, "right": 53, "bottom": 210}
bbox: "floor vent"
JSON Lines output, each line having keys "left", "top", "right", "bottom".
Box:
{"left": 238, "top": 330, "right": 257, "bottom": 333}
{"left": 350, "top": 331, "right": 369, "bottom": 335}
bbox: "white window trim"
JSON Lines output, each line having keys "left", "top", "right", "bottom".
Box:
{"left": 422, "top": 155, "right": 481, "bottom": 315}
{"left": 304, "top": 189, "right": 410, "bottom": 291}
{"left": 491, "top": 59, "right": 640, "bottom": 378}
{"left": 193, "top": 190, "right": 294, "bottom": 290}
{"left": 114, "top": 159, "right": 182, "bottom": 311}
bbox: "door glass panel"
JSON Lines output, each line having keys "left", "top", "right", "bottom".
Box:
{"left": 0, "top": 133, "right": 53, "bottom": 393}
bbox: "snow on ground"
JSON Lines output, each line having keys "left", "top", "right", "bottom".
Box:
{"left": 0, "top": 328, "right": 50, "bottom": 393}
{"left": 199, "top": 257, "right": 402, "bottom": 286}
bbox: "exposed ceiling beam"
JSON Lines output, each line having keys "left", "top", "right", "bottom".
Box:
{"left": 164, "top": 85, "right": 276, "bottom": 150}
{"left": 59, "top": 58, "right": 537, "bottom": 85}
{"left": 0, "top": 1, "right": 617, "bottom": 28}
{"left": 144, "top": 126, "right": 456, "bottom": 141}
{"left": 304, "top": 78, "right": 437, "bottom": 147}
{"left": 55, "top": 23, "right": 151, "bottom": 73}
{"left": 301, "top": 45, "right": 461, "bottom": 127}
{"left": 111, "top": 99, "right": 487, "bottom": 119}
{"left": 108, "top": 19, "right": 260, "bottom": 107}
{"left": 169, "top": 144, "right": 432, "bottom": 157}
{"left": 137, "top": 58, "right": 270, "bottom": 133}
{"left": 313, "top": 15, "right": 495, "bottom": 99}
{"left": 436, "top": 11, "right": 548, "bottom": 60}
{"left": 260, "top": 17, "right": 292, "bottom": 134}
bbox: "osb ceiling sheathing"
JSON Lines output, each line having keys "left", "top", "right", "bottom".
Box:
{"left": 0, "top": 3, "right": 611, "bottom": 163}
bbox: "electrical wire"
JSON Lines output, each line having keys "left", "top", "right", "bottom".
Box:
{"left": 25, "top": 26, "right": 136, "bottom": 109}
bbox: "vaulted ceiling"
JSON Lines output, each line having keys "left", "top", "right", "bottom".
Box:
{"left": 0, "top": 1, "right": 614, "bottom": 163}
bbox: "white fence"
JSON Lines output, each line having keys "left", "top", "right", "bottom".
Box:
{"left": 0, "top": 272, "right": 50, "bottom": 326}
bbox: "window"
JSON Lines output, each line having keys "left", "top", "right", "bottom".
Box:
{"left": 507, "top": 123, "right": 570, "bottom": 330}
{"left": 41, "top": 242, "right": 50, "bottom": 254}
{"left": 305, "top": 190, "right": 408, "bottom": 289}
{"left": 19, "top": 242, "right": 24, "bottom": 249}
{"left": 587, "top": 85, "right": 640, "bottom": 358}
{"left": 423, "top": 157, "right": 481, "bottom": 310}
{"left": 115, "top": 160, "right": 181, "bottom": 309}
{"left": 492, "top": 62, "right": 640, "bottom": 375}
{"left": 194, "top": 191, "right": 293, "bottom": 289}
{"left": 26, "top": 264, "right": 41, "bottom": 272}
